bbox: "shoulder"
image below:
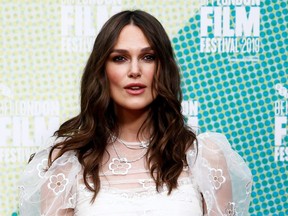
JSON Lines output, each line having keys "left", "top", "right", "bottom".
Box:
{"left": 197, "top": 132, "right": 230, "bottom": 148}
{"left": 27, "top": 136, "right": 81, "bottom": 176}
{"left": 186, "top": 132, "right": 228, "bottom": 166}
{"left": 19, "top": 137, "right": 81, "bottom": 215}
{"left": 187, "top": 132, "right": 250, "bottom": 172}
{"left": 20, "top": 137, "right": 82, "bottom": 195}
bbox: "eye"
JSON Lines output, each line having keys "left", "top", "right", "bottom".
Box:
{"left": 143, "top": 54, "right": 156, "bottom": 62}
{"left": 112, "top": 56, "right": 126, "bottom": 62}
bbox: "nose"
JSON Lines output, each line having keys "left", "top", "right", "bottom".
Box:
{"left": 128, "top": 59, "right": 141, "bottom": 78}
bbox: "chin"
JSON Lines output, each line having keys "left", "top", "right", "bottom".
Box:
{"left": 115, "top": 102, "right": 153, "bottom": 112}
{"left": 125, "top": 104, "right": 151, "bottom": 111}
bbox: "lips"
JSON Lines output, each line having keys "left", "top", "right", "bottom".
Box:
{"left": 124, "top": 83, "right": 146, "bottom": 95}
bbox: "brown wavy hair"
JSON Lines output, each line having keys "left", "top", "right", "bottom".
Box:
{"left": 48, "top": 10, "right": 197, "bottom": 202}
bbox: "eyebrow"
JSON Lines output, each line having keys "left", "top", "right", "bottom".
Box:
{"left": 110, "top": 47, "right": 154, "bottom": 54}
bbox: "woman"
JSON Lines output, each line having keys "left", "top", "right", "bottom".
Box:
{"left": 19, "top": 10, "right": 252, "bottom": 216}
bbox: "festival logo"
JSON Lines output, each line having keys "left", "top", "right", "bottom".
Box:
{"left": 0, "top": 84, "right": 60, "bottom": 163}
{"left": 182, "top": 100, "right": 199, "bottom": 131}
{"left": 61, "top": 0, "right": 123, "bottom": 52}
{"left": 199, "top": 0, "right": 260, "bottom": 61}
{"left": 274, "top": 83, "right": 288, "bottom": 162}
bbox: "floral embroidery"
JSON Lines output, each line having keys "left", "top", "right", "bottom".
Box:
{"left": 37, "top": 159, "right": 48, "bottom": 178}
{"left": 120, "top": 192, "right": 129, "bottom": 199}
{"left": 108, "top": 158, "right": 131, "bottom": 175}
{"left": 139, "top": 179, "right": 154, "bottom": 189}
{"left": 48, "top": 173, "right": 69, "bottom": 195}
{"left": 224, "top": 202, "right": 236, "bottom": 216}
{"left": 208, "top": 168, "right": 226, "bottom": 190}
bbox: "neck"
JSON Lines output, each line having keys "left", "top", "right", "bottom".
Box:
{"left": 115, "top": 108, "right": 151, "bottom": 142}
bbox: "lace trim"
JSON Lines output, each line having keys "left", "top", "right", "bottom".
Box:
{"left": 77, "top": 177, "right": 199, "bottom": 200}
{"left": 100, "top": 168, "right": 150, "bottom": 176}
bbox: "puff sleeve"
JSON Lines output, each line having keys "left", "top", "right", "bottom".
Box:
{"left": 187, "top": 132, "right": 252, "bottom": 216}
{"left": 19, "top": 139, "right": 82, "bottom": 216}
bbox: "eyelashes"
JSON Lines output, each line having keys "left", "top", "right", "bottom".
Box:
{"left": 112, "top": 56, "right": 126, "bottom": 62}
{"left": 143, "top": 54, "right": 156, "bottom": 61}
{"left": 111, "top": 54, "right": 156, "bottom": 63}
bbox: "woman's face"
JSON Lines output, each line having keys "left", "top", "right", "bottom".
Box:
{"left": 106, "top": 24, "right": 157, "bottom": 113}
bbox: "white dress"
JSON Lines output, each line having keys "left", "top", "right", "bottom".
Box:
{"left": 19, "top": 132, "right": 252, "bottom": 216}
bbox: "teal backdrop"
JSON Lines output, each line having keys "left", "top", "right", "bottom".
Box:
{"left": 0, "top": 0, "right": 287, "bottom": 215}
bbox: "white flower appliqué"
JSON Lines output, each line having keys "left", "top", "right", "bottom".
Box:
{"left": 208, "top": 168, "right": 226, "bottom": 190}
{"left": 224, "top": 202, "right": 236, "bottom": 216}
{"left": 37, "top": 159, "right": 48, "bottom": 178}
{"left": 109, "top": 158, "right": 131, "bottom": 175}
{"left": 48, "top": 173, "right": 69, "bottom": 195}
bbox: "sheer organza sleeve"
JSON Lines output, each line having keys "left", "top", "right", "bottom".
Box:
{"left": 19, "top": 139, "right": 82, "bottom": 216}
{"left": 187, "top": 132, "right": 252, "bottom": 216}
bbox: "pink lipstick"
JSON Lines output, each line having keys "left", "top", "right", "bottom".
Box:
{"left": 124, "top": 83, "right": 146, "bottom": 95}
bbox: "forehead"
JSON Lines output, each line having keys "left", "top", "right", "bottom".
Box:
{"left": 113, "top": 24, "right": 151, "bottom": 49}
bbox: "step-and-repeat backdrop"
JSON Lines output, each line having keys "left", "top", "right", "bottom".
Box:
{"left": 0, "top": 0, "right": 287, "bottom": 215}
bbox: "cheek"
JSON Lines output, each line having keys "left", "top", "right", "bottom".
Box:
{"left": 146, "top": 65, "right": 156, "bottom": 82}
{"left": 106, "top": 66, "right": 122, "bottom": 87}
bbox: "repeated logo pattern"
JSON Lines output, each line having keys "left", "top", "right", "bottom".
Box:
{"left": 172, "top": 1, "right": 287, "bottom": 215}
{"left": 0, "top": 0, "right": 287, "bottom": 215}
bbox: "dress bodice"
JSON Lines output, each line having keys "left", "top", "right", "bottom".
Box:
{"left": 74, "top": 177, "right": 202, "bottom": 216}
{"left": 74, "top": 137, "right": 203, "bottom": 216}
{"left": 19, "top": 132, "right": 252, "bottom": 216}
